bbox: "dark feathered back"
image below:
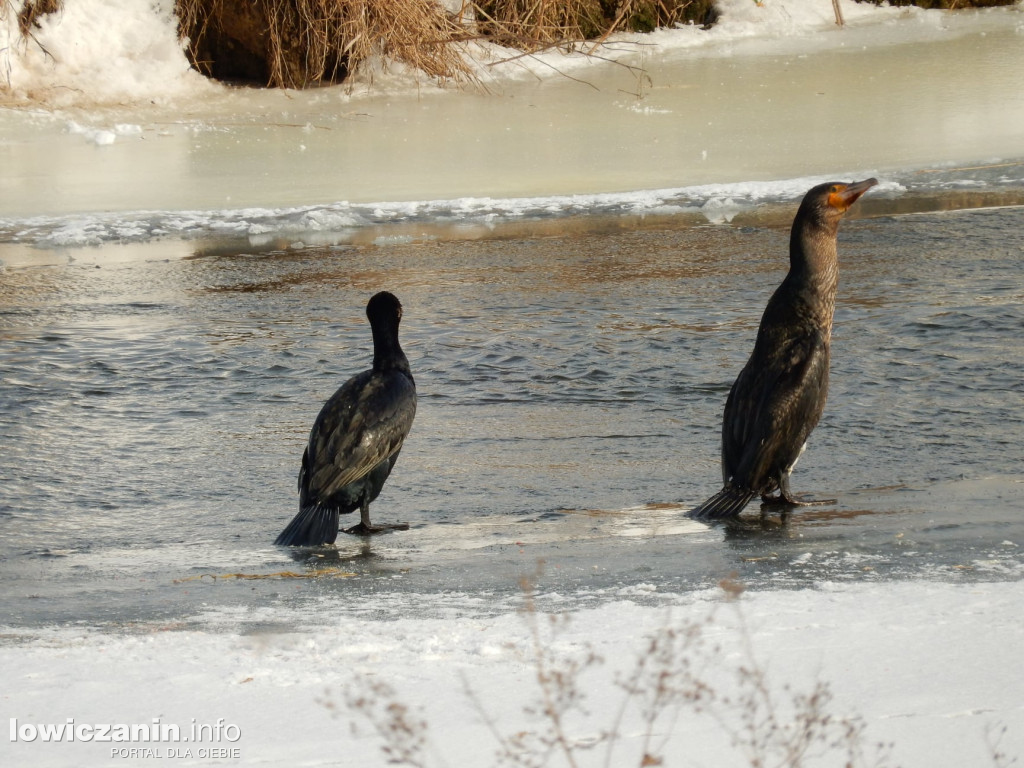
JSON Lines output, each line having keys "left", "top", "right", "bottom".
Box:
{"left": 274, "top": 291, "right": 416, "bottom": 545}
{"left": 689, "top": 179, "right": 876, "bottom": 521}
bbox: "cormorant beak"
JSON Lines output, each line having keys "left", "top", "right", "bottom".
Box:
{"left": 828, "top": 178, "right": 878, "bottom": 212}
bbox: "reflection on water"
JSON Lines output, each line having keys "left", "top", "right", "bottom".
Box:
{"left": 0, "top": 207, "right": 1022, "bottom": 627}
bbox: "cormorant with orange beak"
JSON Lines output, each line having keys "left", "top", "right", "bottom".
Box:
{"left": 689, "top": 179, "right": 877, "bottom": 520}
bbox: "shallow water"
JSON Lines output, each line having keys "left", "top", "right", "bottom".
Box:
{"left": 1, "top": 204, "right": 1022, "bottom": 628}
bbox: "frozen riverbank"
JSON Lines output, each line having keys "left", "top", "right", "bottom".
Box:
{"left": 4, "top": 580, "right": 1024, "bottom": 767}
{"left": 2, "top": 2, "right": 1023, "bottom": 223}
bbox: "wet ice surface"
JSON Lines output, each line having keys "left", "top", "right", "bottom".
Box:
{"left": 2, "top": 208, "right": 1022, "bottom": 628}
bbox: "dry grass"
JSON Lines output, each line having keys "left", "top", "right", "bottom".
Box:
{"left": 175, "top": 0, "right": 475, "bottom": 88}
{"left": 14, "top": 0, "right": 62, "bottom": 38}
{"left": 6, "top": 0, "right": 1019, "bottom": 89}
{"left": 333, "top": 567, "right": 901, "bottom": 768}
{"left": 473, "top": 0, "right": 715, "bottom": 51}
{"left": 2, "top": 0, "right": 58, "bottom": 88}
{"left": 172, "top": 0, "right": 715, "bottom": 88}
{"left": 337, "top": 678, "right": 430, "bottom": 768}
{"left": 474, "top": 0, "right": 608, "bottom": 48}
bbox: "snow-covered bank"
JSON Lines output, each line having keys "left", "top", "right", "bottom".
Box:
{"left": 3, "top": 580, "right": 1023, "bottom": 767}
{"left": 3, "top": 0, "right": 1022, "bottom": 107}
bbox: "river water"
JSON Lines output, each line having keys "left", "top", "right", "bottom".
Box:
{"left": 1, "top": 5, "right": 1023, "bottom": 632}
{"left": 1, "top": 201, "right": 1022, "bottom": 628}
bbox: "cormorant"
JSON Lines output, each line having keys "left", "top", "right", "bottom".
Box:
{"left": 275, "top": 291, "right": 416, "bottom": 545}
{"left": 689, "top": 178, "right": 877, "bottom": 520}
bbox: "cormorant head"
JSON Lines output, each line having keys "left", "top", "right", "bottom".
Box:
{"left": 799, "top": 178, "right": 878, "bottom": 227}
{"left": 366, "top": 291, "right": 403, "bottom": 327}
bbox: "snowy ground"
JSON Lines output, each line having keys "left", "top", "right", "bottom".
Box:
{"left": 4, "top": 581, "right": 1024, "bottom": 767}
{"left": 3, "top": 0, "right": 1018, "bottom": 106}
{"left": 0, "top": 0, "right": 924, "bottom": 105}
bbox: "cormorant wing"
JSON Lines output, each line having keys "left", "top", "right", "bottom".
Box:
{"left": 724, "top": 331, "right": 829, "bottom": 487}
{"left": 301, "top": 370, "right": 416, "bottom": 499}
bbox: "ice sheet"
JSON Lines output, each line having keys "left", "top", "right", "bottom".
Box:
{"left": 1, "top": 1, "right": 1023, "bottom": 222}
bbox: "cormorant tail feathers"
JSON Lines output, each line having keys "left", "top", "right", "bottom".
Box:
{"left": 688, "top": 486, "right": 757, "bottom": 521}
{"left": 274, "top": 504, "right": 341, "bottom": 546}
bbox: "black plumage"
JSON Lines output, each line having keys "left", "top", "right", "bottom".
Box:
{"left": 689, "top": 179, "right": 877, "bottom": 520}
{"left": 275, "top": 291, "right": 416, "bottom": 545}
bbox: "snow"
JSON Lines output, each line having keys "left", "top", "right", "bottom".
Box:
{"left": 3, "top": 0, "right": 1021, "bottom": 106}
{"left": 0, "top": 0, "right": 215, "bottom": 106}
{"left": 3, "top": 581, "right": 1024, "bottom": 766}
{"left": 0, "top": 176, "right": 911, "bottom": 251}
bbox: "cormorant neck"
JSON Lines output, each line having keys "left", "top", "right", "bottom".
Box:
{"left": 371, "top": 321, "right": 410, "bottom": 375}
{"left": 790, "top": 217, "right": 838, "bottom": 279}
{"left": 787, "top": 218, "right": 839, "bottom": 325}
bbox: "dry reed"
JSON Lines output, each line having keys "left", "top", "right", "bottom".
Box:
{"left": 473, "top": 0, "right": 607, "bottom": 48}
{"left": 13, "top": 0, "right": 61, "bottom": 38}
{"left": 8, "top": 0, "right": 1019, "bottom": 89}
{"left": 335, "top": 568, "right": 899, "bottom": 768}
{"left": 175, "top": 0, "right": 474, "bottom": 88}
{"left": 473, "top": 0, "right": 715, "bottom": 51}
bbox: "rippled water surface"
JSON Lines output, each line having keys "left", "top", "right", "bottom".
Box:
{"left": 1, "top": 206, "right": 1022, "bottom": 628}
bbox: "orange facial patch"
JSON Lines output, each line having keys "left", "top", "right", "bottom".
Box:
{"left": 827, "top": 185, "right": 849, "bottom": 211}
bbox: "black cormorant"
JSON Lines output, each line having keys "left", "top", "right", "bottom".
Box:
{"left": 689, "top": 178, "right": 877, "bottom": 520}
{"left": 275, "top": 291, "right": 416, "bottom": 544}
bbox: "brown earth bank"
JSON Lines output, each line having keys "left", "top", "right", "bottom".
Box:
{"left": 12, "top": 0, "right": 1020, "bottom": 88}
